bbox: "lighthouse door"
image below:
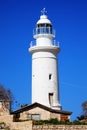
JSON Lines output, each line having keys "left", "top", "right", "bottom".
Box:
{"left": 49, "top": 93, "right": 53, "bottom": 107}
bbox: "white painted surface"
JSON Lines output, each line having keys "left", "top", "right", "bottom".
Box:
{"left": 37, "top": 15, "right": 52, "bottom": 25}
{"left": 36, "top": 37, "right": 53, "bottom": 46}
{"left": 29, "top": 13, "right": 62, "bottom": 110}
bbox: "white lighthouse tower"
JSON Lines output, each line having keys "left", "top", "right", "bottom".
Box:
{"left": 29, "top": 8, "right": 62, "bottom": 110}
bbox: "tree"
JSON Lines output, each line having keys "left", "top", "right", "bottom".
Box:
{"left": 82, "top": 100, "right": 87, "bottom": 118}
{"left": 77, "top": 100, "right": 87, "bottom": 121}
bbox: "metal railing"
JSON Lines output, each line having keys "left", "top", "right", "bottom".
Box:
{"left": 30, "top": 40, "right": 60, "bottom": 48}
{"left": 33, "top": 27, "right": 55, "bottom": 36}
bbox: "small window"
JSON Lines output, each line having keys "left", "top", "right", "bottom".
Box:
{"left": 49, "top": 93, "right": 53, "bottom": 107}
{"left": 29, "top": 114, "right": 40, "bottom": 120}
{"left": 49, "top": 74, "right": 52, "bottom": 80}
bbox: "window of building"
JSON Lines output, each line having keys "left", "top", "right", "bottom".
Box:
{"left": 49, "top": 74, "right": 52, "bottom": 80}
{"left": 29, "top": 114, "right": 41, "bottom": 120}
{"left": 49, "top": 93, "right": 53, "bottom": 107}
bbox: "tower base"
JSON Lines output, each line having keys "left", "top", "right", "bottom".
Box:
{"left": 52, "top": 104, "right": 62, "bottom": 110}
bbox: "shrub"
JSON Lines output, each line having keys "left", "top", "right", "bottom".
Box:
{"left": 33, "top": 118, "right": 71, "bottom": 125}
{"left": 72, "top": 120, "right": 87, "bottom": 125}
{"left": 33, "top": 118, "right": 87, "bottom": 125}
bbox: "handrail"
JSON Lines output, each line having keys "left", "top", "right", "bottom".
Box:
{"left": 33, "top": 28, "right": 55, "bottom": 36}
{"left": 30, "top": 40, "right": 60, "bottom": 48}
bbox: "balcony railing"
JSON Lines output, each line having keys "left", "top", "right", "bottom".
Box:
{"left": 33, "top": 27, "right": 55, "bottom": 36}
{"left": 30, "top": 40, "right": 60, "bottom": 48}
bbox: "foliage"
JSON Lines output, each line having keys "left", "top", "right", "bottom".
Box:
{"left": 0, "top": 85, "right": 13, "bottom": 102}
{"left": 20, "top": 104, "right": 28, "bottom": 108}
{"left": 33, "top": 118, "right": 87, "bottom": 125}
{"left": 33, "top": 118, "right": 71, "bottom": 125}
{"left": 82, "top": 100, "right": 87, "bottom": 117}
{"left": 77, "top": 115, "right": 85, "bottom": 120}
{"left": 77, "top": 100, "right": 87, "bottom": 121}
{"left": 73, "top": 120, "right": 87, "bottom": 125}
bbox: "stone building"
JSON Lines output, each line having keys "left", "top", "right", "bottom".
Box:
{"left": 11, "top": 102, "right": 72, "bottom": 121}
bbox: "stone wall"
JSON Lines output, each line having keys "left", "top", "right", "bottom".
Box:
{"left": 33, "top": 125, "right": 87, "bottom": 130}
{"left": 29, "top": 107, "right": 51, "bottom": 120}
{"left": 10, "top": 121, "right": 32, "bottom": 130}
{"left": 18, "top": 107, "right": 70, "bottom": 121}
{"left": 0, "top": 114, "right": 13, "bottom": 124}
{"left": 19, "top": 107, "right": 51, "bottom": 120}
{"left": 0, "top": 114, "right": 32, "bottom": 130}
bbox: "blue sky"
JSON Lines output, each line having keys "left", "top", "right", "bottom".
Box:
{"left": 0, "top": 0, "right": 87, "bottom": 121}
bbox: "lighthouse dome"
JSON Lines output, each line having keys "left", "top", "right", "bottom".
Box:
{"left": 33, "top": 8, "right": 55, "bottom": 39}
{"left": 37, "top": 15, "right": 52, "bottom": 25}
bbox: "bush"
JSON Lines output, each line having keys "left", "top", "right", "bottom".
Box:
{"left": 49, "top": 118, "right": 58, "bottom": 124}
{"left": 73, "top": 120, "right": 87, "bottom": 125}
{"left": 33, "top": 118, "right": 87, "bottom": 125}
{"left": 33, "top": 118, "right": 71, "bottom": 125}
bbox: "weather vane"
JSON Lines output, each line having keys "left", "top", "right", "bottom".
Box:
{"left": 41, "top": 8, "right": 47, "bottom": 15}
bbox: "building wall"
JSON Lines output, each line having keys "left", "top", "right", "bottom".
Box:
{"left": 19, "top": 107, "right": 51, "bottom": 120}
{"left": 0, "top": 114, "right": 13, "bottom": 124}
{"left": 50, "top": 112, "right": 60, "bottom": 120}
{"left": 33, "top": 125, "right": 87, "bottom": 130}
{"left": 10, "top": 121, "right": 32, "bottom": 130}
{"left": 0, "top": 116, "right": 32, "bottom": 130}
{"left": 50, "top": 113, "right": 70, "bottom": 121}
{"left": 0, "top": 100, "right": 70, "bottom": 122}
{"left": 17, "top": 107, "right": 70, "bottom": 121}
{"left": 0, "top": 101, "right": 10, "bottom": 115}
{"left": 29, "top": 107, "right": 51, "bottom": 120}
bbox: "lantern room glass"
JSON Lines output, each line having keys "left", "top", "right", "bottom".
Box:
{"left": 36, "top": 24, "right": 52, "bottom": 34}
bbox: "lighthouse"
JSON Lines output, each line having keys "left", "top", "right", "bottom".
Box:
{"left": 29, "top": 8, "right": 62, "bottom": 110}
{"left": 12, "top": 8, "right": 72, "bottom": 122}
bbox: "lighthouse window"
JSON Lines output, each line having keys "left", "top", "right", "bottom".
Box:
{"left": 36, "top": 24, "right": 52, "bottom": 34}
{"left": 49, "top": 74, "right": 52, "bottom": 80}
{"left": 41, "top": 24, "right": 46, "bottom": 27}
{"left": 49, "top": 93, "right": 53, "bottom": 107}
